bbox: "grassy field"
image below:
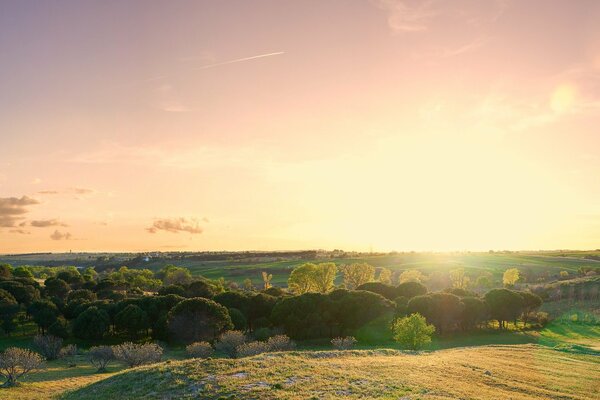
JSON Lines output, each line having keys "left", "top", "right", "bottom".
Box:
{"left": 2, "top": 251, "right": 598, "bottom": 285}
{"left": 60, "top": 344, "right": 600, "bottom": 400}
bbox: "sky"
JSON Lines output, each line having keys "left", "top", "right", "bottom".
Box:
{"left": 1, "top": 0, "right": 599, "bottom": 253}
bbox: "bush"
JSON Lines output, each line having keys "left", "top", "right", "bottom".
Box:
{"left": 185, "top": 342, "right": 214, "bottom": 359}
{"left": 88, "top": 346, "right": 114, "bottom": 372}
{"left": 112, "top": 342, "right": 163, "bottom": 368}
{"left": 236, "top": 341, "right": 270, "bottom": 358}
{"left": 59, "top": 344, "right": 78, "bottom": 359}
{"left": 32, "top": 334, "right": 63, "bottom": 360}
{"left": 215, "top": 330, "right": 246, "bottom": 358}
{"left": 331, "top": 336, "right": 357, "bottom": 350}
{"left": 266, "top": 334, "right": 295, "bottom": 352}
{"left": 392, "top": 313, "right": 435, "bottom": 350}
{"left": 0, "top": 347, "right": 44, "bottom": 387}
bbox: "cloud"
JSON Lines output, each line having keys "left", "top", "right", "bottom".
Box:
{"left": 146, "top": 218, "right": 204, "bottom": 234}
{"left": 50, "top": 230, "right": 72, "bottom": 240}
{"left": 30, "top": 219, "right": 68, "bottom": 228}
{"left": 154, "top": 84, "right": 189, "bottom": 113}
{"left": 31, "top": 178, "right": 42, "bottom": 185}
{"left": 0, "top": 196, "right": 40, "bottom": 227}
{"left": 375, "top": 0, "right": 439, "bottom": 32}
{"left": 9, "top": 229, "right": 30, "bottom": 235}
{"left": 72, "top": 187, "right": 94, "bottom": 195}
{"left": 38, "top": 190, "right": 59, "bottom": 195}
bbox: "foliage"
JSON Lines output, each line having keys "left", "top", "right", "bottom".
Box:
{"left": 0, "top": 347, "right": 44, "bottom": 387}
{"left": 377, "top": 267, "right": 392, "bottom": 285}
{"left": 341, "top": 263, "right": 375, "bottom": 289}
{"left": 484, "top": 289, "right": 524, "bottom": 329}
{"left": 185, "top": 342, "right": 214, "bottom": 358}
{"left": 503, "top": 268, "right": 520, "bottom": 287}
{"left": 215, "top": 330, "right": 247, "bottom": 358}
{"left": 115, "top": 304, "right": 148, "bottom": 338}
{"left": 287, "top": 263, "right": 317, "bottom": 294}
{"left": 449, "top": 268, "right": 470, "bottom": 289}
{"left": 112, "top": 342, "right": 163, "bottom": 367}
{"left": 311, "top": 263, "right": 337, "bottom": 293}
{"left": 28, "top": 300, "right": 59, "bottom": 334}
{"left": 167, "top": 298, "right": 233, "bottom": 343}
{"left": 0, "top": 289, "right": 19, "bottom": 335}
{"left": 392, "top": 313, "right": 435, "bottom": 350}
{"left": 88, "top": 346, "right": 114, "bottom": 372}
{"left": 72, "top": 306, "right": 111, "bottom": 340}
{"left": 331, "top": 336, "right": 357, "bottom": 350}
{"left": 398, "top": 270, "right": 426, "bottom": 284}
{"left": 261, "top": 271, "right": 273, "bottom": 290}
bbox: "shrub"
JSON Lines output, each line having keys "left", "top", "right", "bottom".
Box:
{"left": 392, "top": 313, "right": 435, "bottom": 350}
{"left": 0, "top": 347, "right": 44, "bottom": 387}
{"left": 32, "top": 334, "right": 63, "bottom": 361}
{"left": 88, "top": 346, "right": 114, "bottom": 372}
{"left": 185, "top": 342, "right": 214, "bottom": 359}
{"left": 215, "top": 330, "right": 246, "bottom": 358}
{"left": 112, "top": 342, "right": 163, "bottom": 368}
{"left": 59, "top": 344, "right": 78, "bottom": 359}
{"left": 266, "top": 334, "right": 295, "bottom": 352}
{"left": 236, "top": 341, "right": 269, "bottom": 358}
{"left": 331, "top": 336, "right": 357, "bottom": 350}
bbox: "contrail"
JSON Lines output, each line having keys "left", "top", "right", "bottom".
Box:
{"left": 197, "top": 52, "right": 284, "bottom": 70}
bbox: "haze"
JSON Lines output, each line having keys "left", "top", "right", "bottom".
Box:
{"left": 1, "top": 0, "right": 599, "bottom": 253}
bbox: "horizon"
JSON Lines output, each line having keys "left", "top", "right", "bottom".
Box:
{"left": 1, "top": 0, "right": 600, "bottom": 253}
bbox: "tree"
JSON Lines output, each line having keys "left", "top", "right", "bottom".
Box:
{"left": 261, "top": 272, "right": 273, "bottom": 290}
{"left": 475, "top": 274, "right": 493, "bottom": 289}
{"left": 0, "top": 289, "right": 19, "bottom": 336}
{"left": 377, "top": 267, "right": 392, "bottom": 285}
{"left": 243, "top": 278, "right": 255, "bottom": 291}
{"left": 157, "top": 265, "right": 192, "bottom": 286}
{"left": 32, "top": 334, "right": 63, "bottom": 360}
{"left": 167, "top": 298, "right": 233, "bottom": 343}
{"left": 0, "top": 264, "right": 13, "bottom": 279}
{"left": 341, "top": 263, "right": 374, "bottom": 289}
{"left": 288, "top": 263, "right": 317, "bottom": 294}
{"left": 459, "top": 297, "right": 488, "bottom": 331}
{"left": 484, "top": 289, "right": 524, "bottom": 329}
{"left": 449, "top": 268, "right": 470, "bottom": 289}
{"left": 115, "top": 304, "right": 148, "bottom": 339}
{"left": 12, "top": 267, "right": 33, "bottom": 279}
{"left": 88, "top": 346, "right": 114, "bottom": 372}
{"left": 0, "top": 348, "right": 44, "bottom": 387}
{"left": 356, "top": 282, "right": 398, "bottom": 300}
{"left": 503, "top": 268, "right": 520, "bottom": 287}
{"left": 185, "top": 280, "right": 219, "bottom": 299}
{"left": 67, "top": 289, "right": 97, "bottom": 303}
{"left": 392, "top": 313, "right": 435, "bottom": 350}
{"left": 311, "top": 263, "right": 337, "bottom": 293}
{"left": 72, "top": 306, "right": 111, "bottom": 340}
{"left": 519, "top": 291, "right": 542, "bottom": 327}
{"left": 399, "top": 270, "right": 426, "bottom": 284}
{"left": 28, "top": 300, "right": 58, "bottom": 334}
{"left": 396, "top": 281, "right": 427, "bottom": 299}
{"left": 44, "top": 278, "right": 71, "bottom": 301}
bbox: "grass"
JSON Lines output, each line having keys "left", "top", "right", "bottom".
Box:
{"left": 59, "top": 344, "right": 600, "bottom": 400}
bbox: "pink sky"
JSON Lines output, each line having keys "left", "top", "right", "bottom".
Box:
{"left": 1, "top": 0, "right": 599, "bottom": 252}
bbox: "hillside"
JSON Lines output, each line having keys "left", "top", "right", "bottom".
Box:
{"left": 62, "top": 344, "right": 599, "bottom": 400}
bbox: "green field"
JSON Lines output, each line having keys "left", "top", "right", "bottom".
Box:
{"left": 60, "top": 344, "right": 600, "bottom": 400}
{"left": 2, "top": 251, "right": 599, "bottom": 286}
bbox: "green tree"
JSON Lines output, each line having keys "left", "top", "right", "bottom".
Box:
{"left": 398, "top": 269, "right": 426, "bottom": 284}
{"left": 288, "top": 263, "right": 317, "bottom": 294}
{"left": 312, "top": 263, "right": 337, "bottom": 293}
{"left": 449, "top": 268, "right": 470, "bottom": 289}
{"left": 502, "top": 268, "right": 520, "bottom": 287}
{"left": 484, "top": 289, "right": 524, "bottom": 329}
{"left": 167, "top": 298, "right": 233, "bottom": 343}
{"left": 392, "top": 313, "right": 435, "bottom": 350}
{"left": 377, "top": 267, "right": 392, "bottom": 285}
{"left": 0, "top": 289, "right": 19, "bottom": 336}
{"left": 12, "top": 267, "right": 33, "bottom": 279}
{"left": 28, "top": 300, "right": 58, "bottom": 334}
{"left": 519, "top": 291, "right": 542, "bottom": 327}
{"left": 341, "top": 263, "right": 374, "bottom": 289}
{"left": 0, "top": 264, "right": 13, "bottom": 279}
{"left": 115, "top": 304, "right": 148, "bottom": 339}
{"left": 73, "top": 306, "right": 111, "bottom": 340}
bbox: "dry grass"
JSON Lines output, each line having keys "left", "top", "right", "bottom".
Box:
{"left": 60, "top": 344, "right": 600, "bottom": 400}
